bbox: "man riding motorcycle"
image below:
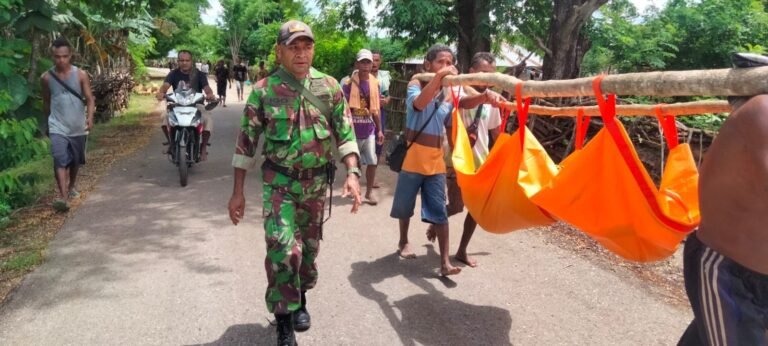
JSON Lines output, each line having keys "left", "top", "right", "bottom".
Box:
{"left": 156, "top": 50, "right": 217, "bottom": 160}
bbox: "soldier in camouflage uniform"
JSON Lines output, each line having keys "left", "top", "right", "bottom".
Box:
{"left": 227, "top": 20, "right": 362, "bottom": 346}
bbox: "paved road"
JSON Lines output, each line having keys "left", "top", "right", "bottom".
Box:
{"left": 0, "top": 94, "right": 691, "bottom": 345}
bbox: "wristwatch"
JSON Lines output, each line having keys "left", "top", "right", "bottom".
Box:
{"left": 347, "top": 167, "right": 362, "bottom": 177}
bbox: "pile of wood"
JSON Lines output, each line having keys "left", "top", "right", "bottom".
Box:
{"left": 91, "top": 70, "right": 135, "bottom": 122}
{"left": 133, "top": 82, "right": 162, "bottom": 96}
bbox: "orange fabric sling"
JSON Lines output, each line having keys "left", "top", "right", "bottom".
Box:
{"left": 450, "top": 85, "right": 557, "bottom": 233}
{"left": 530, "top": 76, "right": 698, "bottom": 262}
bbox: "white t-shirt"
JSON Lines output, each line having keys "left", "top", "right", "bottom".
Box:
{"left": 377, "top": 70, "right": 391, "bottom": 96}
{"left": 459, "top": 104, "right": 502, "bottom": 167}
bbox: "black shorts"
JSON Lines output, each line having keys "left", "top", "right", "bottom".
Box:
{"left": 678, "top": 232, "right": 768, "bottom": 345}
{"left": 217, "top": 81, "right": 227, "bottom": 96}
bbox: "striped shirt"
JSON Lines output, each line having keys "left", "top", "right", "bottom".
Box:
{"left": 402, "top": 84, "right": 459, "bottom": 175}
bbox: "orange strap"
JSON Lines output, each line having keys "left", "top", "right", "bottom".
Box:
{"left": 515, "top": 83, "right": 531, "bottom": 148}
{"left": 654, "top": 105, "right": 679, "bottom": 149}
{"left": 449, "top": 86, "right": 460, "bottom": 143}
{"left": 499, "top": 102, "right": 512, "bottom": 133}
{"left": 592, "top": 76, "right": 688, "bottom": 233}
{"left": 575, "top": 108, "right": 590, "bottom": 150}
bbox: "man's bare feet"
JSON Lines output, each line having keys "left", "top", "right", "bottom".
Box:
{"left": 397, "top": 243, "right": 417, "bottom": 259}
{"left": 440, "top": 265, "right": 461, "bottom": 276}
{"left": 364, "top": 194, "right": 378, "bottom": 206}
{"left": 426, "top": 225, "right": 436, "bottom": 243}
{"left": 455, "top": 253, "right": 478, "bottom": 267}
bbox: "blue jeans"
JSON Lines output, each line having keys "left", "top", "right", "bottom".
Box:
{"left": 390, "top": 171, "right": 448, "bottom": 225}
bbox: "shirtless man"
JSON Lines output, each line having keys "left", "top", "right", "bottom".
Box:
{"left": 678, "top": 52, "right": 768, "bottom": 345}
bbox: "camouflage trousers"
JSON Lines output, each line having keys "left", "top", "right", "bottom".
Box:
{"left": 261, "top": 168, "right": 327, "bottom": 315}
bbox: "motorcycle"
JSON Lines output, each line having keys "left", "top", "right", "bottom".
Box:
{"left": 165, "top": 82, "right": 218, "bottom": 187}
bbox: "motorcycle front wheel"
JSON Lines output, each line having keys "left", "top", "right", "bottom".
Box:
{"left": 178, "top": 130, "right": 189, "bottom": 187}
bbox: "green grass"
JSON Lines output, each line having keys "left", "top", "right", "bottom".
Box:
{"left": 2, "top": 251, "right": 42, "bottom": 272}
{"left": 87, "top": 94, "right": 157, "bottom": 145}
{"left": 2, "top": 157, "right": 54, "bottom": 204}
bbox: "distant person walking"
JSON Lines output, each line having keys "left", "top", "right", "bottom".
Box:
{"left": 214, "top": 60, "right": 231, "bottom": 107}
{"left": 201, "top": 60, "right": 210, "bottom": 74}
{"left": 343, "top": 49, "right": 384, "bottom": 205}
{"left": 41, "top": 37, "right": 95, "bottom": 212}
{"left": 371, "top": 50, "right": 391, "bottom": 167}
{"left": 233, "top": 60, "right": 249, "bottom": 102}
{"left": 256, "top": 60, "right": 269, "bottom": 82}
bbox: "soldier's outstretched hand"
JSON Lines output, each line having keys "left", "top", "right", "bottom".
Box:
{"left": 342, "top": 175, "right": 362, "bottom": 213}
{"left": 228, "top": 193, "right": 246, "bottom": 225}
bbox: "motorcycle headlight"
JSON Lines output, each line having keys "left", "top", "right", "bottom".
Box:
{"left": 174, "top": 91, "right": 194, "bottom": 105}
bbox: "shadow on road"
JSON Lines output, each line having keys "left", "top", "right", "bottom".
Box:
{"left": 188, "top": 323, "right": 273, "bottom": 345}
{"left": 349, "top": 245, "right": 513, "bottom": 346}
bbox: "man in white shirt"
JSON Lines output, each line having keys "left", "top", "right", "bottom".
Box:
{"left": 442, "top": 52, "right": 503, "bottom": 267}
{"left": 371, "top": 51, "right": 391, "bottom": 186}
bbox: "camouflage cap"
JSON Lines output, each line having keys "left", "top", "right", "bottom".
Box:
{"left": 277, "top": 20, "right": 315, "bottom": 45}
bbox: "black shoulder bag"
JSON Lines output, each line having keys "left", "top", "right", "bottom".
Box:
{"left": 48, "top": 68, "right": 86, "bottom": 105}
{"left": 466, "top": 105, "right": 484, "bottom": 147}
{"left": 387, "top": 90, "right": 445, "bottom": 172}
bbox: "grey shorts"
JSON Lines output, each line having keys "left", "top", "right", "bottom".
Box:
{"left": 50, "top": 134, "right": 86, "bottom": 169}
{"left": 357, "top": 134, "right": 377, "bottom": 166}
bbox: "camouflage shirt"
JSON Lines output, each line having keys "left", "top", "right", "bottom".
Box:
{"left": 232, "top": 67, "right": 359, "bottom": 171}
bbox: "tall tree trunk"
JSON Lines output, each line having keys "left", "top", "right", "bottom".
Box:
{"left": 456, "top": 0, "right": 491, "bottom": 73}
{"left": 27, "top": 28, "right": 40, "bottom": 86}
{"left": 542, "top": 0, "right": 608, "bottom": 80}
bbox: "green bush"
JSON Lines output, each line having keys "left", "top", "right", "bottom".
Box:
{"left": 0, "top": 118, "right": 48, "bottom": 171}
{"left": 0, "top": 118, "right": 50, "bottom": 210}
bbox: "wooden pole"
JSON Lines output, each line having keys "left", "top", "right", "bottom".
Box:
{"left": 505, "top": 100, "right": 732, "bottom": 117}
{"left": 459, "top": 84, "right": 732, "bottom": 116}
{"left": 413, "top": 67, "right": 768, "bottom": 97}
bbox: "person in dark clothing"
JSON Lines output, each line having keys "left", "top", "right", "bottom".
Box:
{"left": 156, "top": 50, "right": 216, "bottom": 160}
{"left": 256, "top": 60, "right": 269, "bottom": 82}
{"left": 214, "top": 60, "right": 231, "bottom": 107}
{"left": 232, "top": 61, "right": 249, "bottom": 101}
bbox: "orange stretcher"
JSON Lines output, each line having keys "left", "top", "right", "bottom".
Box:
{"left": 450, "top": 86, "right": 557, "bottom": 233}
{"left": 530, "top": 77, "right": 699, "bottom": 262}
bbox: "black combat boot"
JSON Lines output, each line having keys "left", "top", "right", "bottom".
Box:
{"left": 293, "top": 290, "right": 311, "bottom": 332}
{"left": 275, "top": 313, "right": 297, "bottom": 346}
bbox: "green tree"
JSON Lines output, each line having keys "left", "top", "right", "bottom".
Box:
{"left": 330, "top": 0, "right": 608, "bottom": 78}
{"left": 221, "top": 0, "right": 305, "bottom": 63}
{"left": 583, "top": 0, "right": 768, "bottom": 74}
{"left": 151, "top": 0, "right": 209, "bottom": 58}
{"left": 309, "top": 4, "right": 365, "bottom": 79}
{"left": 582, "top": 0, "right": 678, "bottom": 74}
{"left": 660, "top": 0, "right": 768, "bottom": 70}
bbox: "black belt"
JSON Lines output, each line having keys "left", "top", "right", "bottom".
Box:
{"left": 262, "top": 160, "right": 326, "bottom": 180}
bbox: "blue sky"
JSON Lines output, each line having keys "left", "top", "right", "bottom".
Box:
{"left": 201, "top": 0, "right": 669, "bottom": 28}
